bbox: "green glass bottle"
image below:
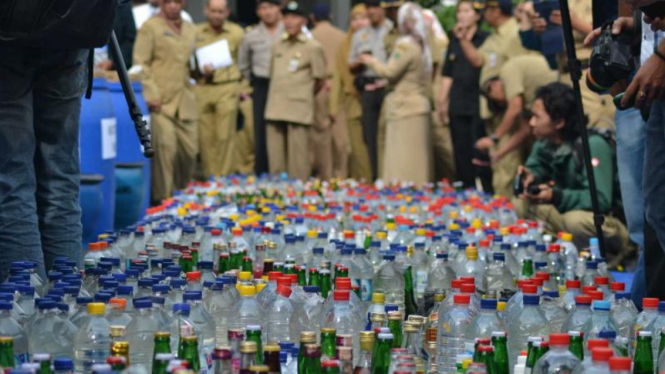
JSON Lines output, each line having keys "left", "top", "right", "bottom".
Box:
{"left": 634, "top": 331, "right": 654, "bottom": 374}
{"left": 181, "top": 255, "right": 194, "bottom": 273}
{"left": 240, "top": 342, "right": 258, "bottom": 374}
{"left": 284, "top": 264, "right": 297, "bottom": 275}
{"left": 33, "top": 354, "right": 53, "bottom": 374}
{"left": 524, "top": 337, "right": 543, "bottom": 374}
{"left": 473, "top": 338, "right": 491, "bottom": 363}
{"left": 246, "top": 326, "right": 264, "bottom": 365}
{"left": 190, "top": 248, "right": 200, "bottom": 266}
{"left": 309, "top": 269, "right": 321, "bottom": 287}
{"left": 180, "top": 336, "right": 201, "bottom": 373}
{"left": 303, "top": 344, "right": 322, "bottom": 374}
{"left": 337, "top": 267, "right": 349, "bottom": 279}
{"left": 231, "top": 250, "right": 243, "bottom": 270}
{"left": 0, "top": 337, "right": 14, "bottom": 370}
{"left": 299, "top": 332, "right": 317, "bottom": 374}
{"left": 297, "top": 267, "right": 307, "bottom": 286}
{"left": 322, "top": 360, "right": 341, "bottom": 374}
{"left": 320, "top": 328, "right": 337, "bottom": 361}
{"left": 153, "top": 353, "right": 174, "bottom": 374}
{"left": 153, "top": 332, "right": 171, "bottom": 361}
{"left": 478, "top": 345, "right": 498, "bottom": 374}
{"left": 534, "top": 341, "right": 549, "bottom": 364}
{"left": 521, "top": 258, "right": 534, "bottom": 279}
{"left": 387, "top": 312, "right": 403, "bottom": 348}
{"left": 371, "top": 333, "right": 393, "bottom": 374}
{"left": 403, "top": 268, "right": 418, "bottom": 318}
{"left": 568, "top": 331, "right": 584, "bottom": 361}
{"left": 658, "top": 329, "right": 665, "bottom": 361}
{"left": 320, "top": 270, "right": 332, "bottom": 299}
{"left": 218, "top": 253, "right": 231, "bottom": 274}
{"left": 242, "top": 256, "right": 253, "bottom": 273}
{"left": 273, "top": 262, "right": 284, "bottom": 273}
{"left": 491, "top": 332, "right": 509, "bottom": 374}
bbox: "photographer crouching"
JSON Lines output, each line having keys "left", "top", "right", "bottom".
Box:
{"left": 513, "top": 83, "right": 634, "bottom": 266}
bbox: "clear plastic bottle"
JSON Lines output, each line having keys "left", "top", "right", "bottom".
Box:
{"left": 411, "top": 242, "right": 429, "bottom": 302}
{"left": 460, "top": 246, "right": 483, "bottom": 281}
{"left": 373, "top": 254, "right": 405, "bottom": 312}
{"left": 204, "top": 282, "right": 235, "bottom": 346}
{"left": 532, "top": 333, "right": 581, "bottom": 374}
{"left": 437, "top": 294, "right": 473, "bottom": 374}
{"left": 507, "top": 294, "right": 551, "bottom": 370}
{"left": 650, "top": 301, "right": 665, "bottom": 367}
{"left": 562, "top": 280, "right": 581, "bottom": 313}
{"left": 290, "top": 286, "right": 323, "bottom": 341}
{"left": 505, "top": 283, "right": 538, "bottom": 327}
{"left": 183, "top": 291, "right": 216, "bottom": 370}
{"left": 106, "top": 298, "right": 132, "bottom": 327}
{"left": 228, "top": 285, "right": 266, "bottom": 336}
{"left": 74, "top": 302, "right": 111, "bottom": 373}
{"left": 424, "top": 253, "right": 456, "bottom": 312}
{"left": 610, "top": 292, "right": 637, "bottom": 340}
{"left": 124, "top": 298, "right": 160, "bottom": 372}
{"left": 480, "top": 253, "right": 514, "bottom": 298}
{"left": 559, "top": 233, "right": 578, "bottom": 280}
{"left": 27, "top": 300, "right": 77, "bottom": 359}
{"left": 465, "top": 299, "right": 506, "bottom": 344}
{"left": 352, "top": 248, "right": 375, "bottom": 305}
{"left": 636, "top": 298, "right": 659, "bottom": 335}
{"left": 266, "top": 284, "right": 295, "bottom": 343}
{"left": 582, "top": 261, "right": 601, "bottom": 287}
{"left": 0, "top": 301, "right": 29, "bottom": 365}
{"left": 540, "top": 291, "right": 567, "bottom": 333}
{"left": 585, "top": 301, "right": 619, "bottom": 342}
{"left": 322, "top": 290, "right": 363, "bottom": 361}
{"left": 562, "top": 295, "right": 593, "bottom": 334}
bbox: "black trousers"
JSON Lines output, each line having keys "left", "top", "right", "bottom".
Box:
{"left": 361, "top": 89, "right": 386, "bottom": 180}
{"left": 644, "top": 219, "right": 665, "bottom": 302}
{"left": 449, "top": 113, "right": 493, "bottom": 192}
{"left": 252, "top": 75, "right": 270, "bottom": 175}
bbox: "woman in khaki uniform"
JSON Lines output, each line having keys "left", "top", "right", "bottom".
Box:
{"left": 330, "top": 4, "right": 372, "bottom": 181}
{"left": 359, "top": 3, "right": 432, "bottom": 184}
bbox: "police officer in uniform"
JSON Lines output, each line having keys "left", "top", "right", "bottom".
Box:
{"left": 235, "top": 81, "right": 256, "bottom": 174}
{"left": 133, "top": 0, "right": 198, "bottom": 203}
{"left": 194, "top": 0, "right": 244, "bottom": 177}
{"left": 264, "top": 1, "right": 327, "bottom": 180}
{"left": 348, "top": 0, "right": 393, "bottom": 180}
{"left": 238, "top": 0, "right": 284, "bottom": 175}
{"left": 310, "top": 3, "right": 346, "bottom": 180}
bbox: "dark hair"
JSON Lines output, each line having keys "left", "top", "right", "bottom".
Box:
{"left": 535, "top": 83, "right": 581, "bottom": 141}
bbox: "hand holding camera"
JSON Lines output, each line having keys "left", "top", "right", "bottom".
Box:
{"left": 515, "top": 166, "right": 554, "bottom": 204}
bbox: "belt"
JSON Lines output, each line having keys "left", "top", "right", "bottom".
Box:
{"left": 198, "top": 79, "right": 240, "bottom": 86}
{"left": 251, "top": 75, "right": 270, "bottom": 85}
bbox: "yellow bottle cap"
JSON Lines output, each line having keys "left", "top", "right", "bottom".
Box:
{"left": 386, "top": 223, "right": 396, "bottom": 231}
{"left": 87, "top": 302, "right": 106, "bottom": 315}
{"left": 471, "top": 219, "right": 482, "bottom": 229}
{"left": 561, "top": 233, "right": 573, "bottom": 242}
{"left": 372, "top": 292, "right": 385, "bottom": 304}
{"left": 308, "top": 230, "right": 318, "bottom": 238}
{"left": 98, "top": 234, "right": 109, "bottom": 240}
{"left": 466, "top": 246, "right": 478, "bottom": 260}
{"left": 434, "top": 294, "right": 444, "bottom": 303}
{"left": 497, "top": 301, "right": 506, "bottom": 312}
{"left": 376, "top": 231, "right": 387, "bottom": 240}
{"left": 448, "top": 223, "right": 460, "bottom": 231}
{"left": 499, "top": 227, "right": 510, "bottom": 236}
{"left": 238, "top": 271, "right": 252, "bottom": 281}
{"left": 262, "top": 207, "right": 271, "bottom": 213}
{"left": 416, "top": 229, "right": 426, "bottom": 236}
{"left": 239, "top": 285, "right": 257, "bottom": 297}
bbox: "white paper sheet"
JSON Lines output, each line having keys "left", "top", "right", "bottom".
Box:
{"left": 196, "top": 39, "right": 233, "bottom": 72}
{"left": 101, "top": 118, "right": 117, "bottom": 160}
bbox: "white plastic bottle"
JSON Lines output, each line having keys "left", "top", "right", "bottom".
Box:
{"left": 73, "top": 303, "right": 111, "bottom": 373}
{"left": 124, "top": 298, "right": 160, "bottom": 372}
{"left": 437, "top": 294, "right": 473, "bottom": 373}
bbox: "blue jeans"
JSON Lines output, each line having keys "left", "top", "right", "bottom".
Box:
{"left": 0, "top": 45, "right": 88, "bottom": 280}
{"left": 644, "top": 96, "right": 665, "bottom": 301}
{"left": 615, "top": 108, "right": 646, "bottom": 307}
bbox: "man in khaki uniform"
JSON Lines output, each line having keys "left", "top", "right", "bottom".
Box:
{"left": 456, "top": 0, "right": 533, "bottom": 196}
{"left": 235, "top": 81, "right": 256, "bottom": 174}
{"left": 476, "top": 55, "right": 558, "bottom": 168}
{"left": 133, "top": 0, "right": 198, "bottom": 203}
{"left": 265, "top": 1, "right": 327, "bottom": 180}
{"left": 194, "top": 0, "right": 244, "bottom": 177}
{"left": 238, "top": 0, "right": 284, "bottom": 175}
{"left": 310, "top": 3, "right": 347, "bottom": 180}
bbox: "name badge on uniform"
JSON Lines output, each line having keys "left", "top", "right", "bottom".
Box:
{"left": 288, "top": 53, "right": 301, "bottom": 72}
{"left": 489, "top": 53, "right": 498, "bottom": 68}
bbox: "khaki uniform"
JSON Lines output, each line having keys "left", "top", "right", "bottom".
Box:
{"left": 133, "top": 17, "right": 198, "bottom": 203}
{"left": 311, "top": 21, "right": 346, "bottom": 180}
{"left": 367, "top": 38, "right": 432, "bottom": 183}
{"left": 376, "top": 26, "right": 402, "bottom": 178}
{"left": 330, "top": 35, "right": 372, "bottom": 181}
{"left": 236, "top": 81, "right": 255, "bottom": 174}
{"left": 559, "top": 0, "right": 615, "bottom": 129}
{"left": 194, "top": 22, "right": 244, "bottom": 177}
{"left": 477, "top": 17, "right": 534, "bottom": 196}
{"left": 265, "top": 33, "right": 327, "bottom": 180}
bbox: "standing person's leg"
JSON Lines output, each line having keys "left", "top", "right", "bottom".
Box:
{"left": 287, "top": 123, "right": 311, "bottom": 181}
{"left": 346, "top": 96, "right": 372, "bottom": 181}
{"left": 449, "top": 115, "right": 475, "bottom": 187}
{"left": 361, "top": 90, "right": 379, "bottom": 180}
{"left": 214, "top": 83, "right": 240, "bottom": 176}
{"left": 330, "top": 104, "right": 348, "bottom": 179}
{"left": 33, "top": 48, "right": 89, "bottom": 272}
{"left": 252, "top": 77, "right": 270, "bottom": 175}
{"left": 0, "top": 45, "right": 44, "bottom": 280}
{"left": 311, "top": 85, "right": 333, "bottom": 180}
{"left": 643, "top": 96, "right": 665, "bottom": 301}
{"left": 173, "top": 117, "right": 199, "bottom": 191}
{"left": 196, "top": 86, "right": 216, "bottom": 177}
{"left": 235, "top": 95, "right": 255, "bottom": 174}
{"left": 615, "top": 108, "right": 646, "bottom": 305}
{"left": 266, "top": 122, "right": 287, "bottom": 175}
{"left": 150, "top": 112, "right": 177, "bottom": 203}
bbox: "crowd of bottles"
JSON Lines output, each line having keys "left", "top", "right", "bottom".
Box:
{"left": 0, "top": 177, "right": 660, "bottom": 374}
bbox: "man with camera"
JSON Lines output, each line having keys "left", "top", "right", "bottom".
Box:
{"left": 513, "top": 83, "right": 633, "bottom": 264}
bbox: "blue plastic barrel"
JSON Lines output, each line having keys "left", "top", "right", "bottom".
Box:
{"left": 109, "top": 81, "right": 151, "bottom": 219}
{"left": 79, "top": 174, "right": 104, "bottom": 247}
{"left": 114, "top": 163, "right": 145, "bottom": 229}
{"left": 79, "top": 78, "right": 116, "bottom": 236}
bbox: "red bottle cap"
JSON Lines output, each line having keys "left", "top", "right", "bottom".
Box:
{"left": 530, "top": 278, "right": 544, "bottom": 287}
{"left": 287, "top": 274, "right": 298, "bottom": 284}
{"left": 453, "top": 294, "right": 471, "bottom": 305}
{"left": 523, "top": 285, "right": 538, "bottom": 294}
{"left": 268, "top": 272, "right": 283, "bottom": 282}
{"left": 277, "top": 277, "right": 291, "bottom": 287}
{"left": 334, "top": 290, "right": 350, "bottom": 301}
{"left": 186, "top": 271, "right": 201, "bottom": 281}
{"left": 592, "top": 348, "right": 614, "bottom": 362}
{"left": 479, "top": 240, "right": 490, "bottom": 247}
{"left": 451, "top": 280, "right": 464, "bottom": 289}
{"left": 211, "top": 229, "right": 222, "bottom": 236}
{"left": 460, "top": 283, "right": 475, "bottom": 294}
{"left": 460, "top": 277, "right": 475, "bottom": 285}
{"left": 643, "top": 298, "right": 659, "bottom": 308}
{"left": 588, "top": 291, "right": 604, "bottom": 301}
{"left": 518, "top": 280, "right": 534, "bottom": 289}
{"left": 548, "top": 244, "right": 561, "bottom": 253}
{"left": 594, "top": 276, "right": 609, "bottom": 285}
{"left": 610, "top": 282, "right": 625, "bottom": 292}
{"left": 566, "top": 280, "right": 581, "bottom": 289}
{"left": 321, "top": 361, "right": 339, "bottom": 369}
{"left": 528, "top": 221, "right": 538, "bottom": 228}
{"left": 335, "top": 277, "right": 352, "bottom": 290}
{"left": 582, "top": 286, "right": 597, "bottom": 295}
{"left": 276, "top": 284, "right": 293, "bottom": 298}
{"left": 535, "top": 272, "right": 550, "bottom": 281}
{"left": 549, "top": 333, "right": 570, "bottom": 346}
{"left": 575, "top": 295, "right": 592, "bottom": 305}
{"left": 609, "top": 357, "right": 632, "bottom": 371}
{"left": 587, "top": 339, "right": 609, "bottom": 351}
{"left": 478, "top": 345, "right": 494, "bottom": 352}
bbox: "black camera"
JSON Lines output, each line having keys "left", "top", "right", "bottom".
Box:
{"left": 513, "top": 172, "right": 543, "bottom": 196}
{"left": 586, "top": 22, "right": 634, "bottom": 94}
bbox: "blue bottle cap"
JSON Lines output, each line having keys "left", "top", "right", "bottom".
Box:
{"left": 385, "top": 304, "right": 398, "bottom": 313}
{"left": 198, "top": 261, "right": 214, "bottom": 270}
{"left": 76, "top": 296, "right": 93, "bottom": 305}
{"left": 383, "top": 255, "right": 395, "bottom": 261}
{"left": 125, "top": 269, "right": 139, "bottom": 277}
{"left": 534, "top": 262, "right": 548, "bottom": 269}
{"left": 354, "top": 248, "right": 367, "bottom": 255}
{"left": 117, "top": 285, "right": 134, "bottom": 296}
{"left": 279, "top": 342, "right": 295, "bottom": 351}
{"left": 304, "top": 286, "right": 320, "bottom": 294}
{"left": 103, "top": 281, "right": 119, "bottom": 290}
{"left": 480, "top": 299, "right": 497, "bottom": 310}
{"left": 586, "top": 261, "right": 598, "bottom": 270}
{"left": 659, "top": 301, "right": 665, "bottom": 312}
{"left": 64, "top": 286, "right": 80, "bottom": 295}
{"left": 523, "top": 294, "right": 540, "bottom": 305}
{"left": 543, "top": 291, "right": 560, "bottom": 298}
{"left": 171, "top": 279, "right": 186, "bottom": 288}
{"left": 435, "top": 253, "right": 448, "bottom": 260}
{"left": 183, "top": 291, "right": 203, "bottom": 301}
{"left": 152, "top": 296, "right": 166, "bottom": 305}
{"left": 153, "top": 284, "right": 170, "bottom": 294}
{"left": 593, "top": 300, "right": 611, "bottom": 311}
{"left": 0, "top": 301, "right": 12, "bottom": 310}
{"left": 500, "top": 243, "right": 511, "bottom": 251}
{"left": 138, "top": 278, "right": 155, "bottom": 288}
{"left": 535, "top": 244, "right": 546, "bottom": 252}
{"left": 615, "top": 292, "right": 630, "bottom": 300}
{"left": 493, "top": 253, "right": 505, "bottom": 262}
{"left": 17, "top": 286, "right": 35, "bottom": 296}
{"left": 341, "top": 249, "right": 353, "bottom": 256}
{"left": 598, "top": 330, "right": 617, "bottom": 339}
{"left": 313, "top": 247, "right": 324, "bottom": 255}
{"left": 48, "top": 272, "right": 63, "bottom": 281}
{"left": 54, "top": 358, "right": 74, "bottom": 371}
{"left": 318, "top": 232, "right": 328, "bottom": 239}
{"left": 279, "top": 351, "right": 288, "bottom": 363}
{"left": 133, "top": 298, "right": 153, "bottom": 309}
{"left": 173, "top": 303, "right": 190, "bottom": 315}
{"left": 94, "top": 292, "right": 112, "bottom": 303}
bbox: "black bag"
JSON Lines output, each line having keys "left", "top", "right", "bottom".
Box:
{"left": 0, "top": 0, "right": 119, "bottom": 49}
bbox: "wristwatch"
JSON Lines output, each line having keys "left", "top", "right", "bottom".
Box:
{"left": 490, "top": 133, "right": 499, "bottom": 143}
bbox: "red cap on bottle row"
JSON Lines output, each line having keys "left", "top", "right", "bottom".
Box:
{"left": 334, "top": 290, "right": 350, "bottom": 301}
{"left": 186, "top": 271, "right": 201, "bottom": 281}
{"left": 276, "top": 284, "right": 293, "bottom": 298}
{"left": 535, "top": 272, "right": 550, "bottom": 281}
{"left": 610, "top": 282, "right": 625, "bottom": 291}
{"left": 453, "top": 294, "right": 471, "bottom": 305}
{"left": 268, "top": 272, "right": 283, "bottom": 282}
{"left": 530, "top": 278, "right": 544, "bottom": 287}
{"left": 549, "top": 333, "right": 569, "bottom": 346}
{"left": 575, "top": 295, "right": 592, "bottom": 304}
{"left": 588, "top": 291, "right": 604, "bottom": 301}
{"left": 523, "top": 285, "right": 538, "bottom": 294}
{"left": 518, "top": 280, "right": 533, "bottom": 289}
{"left": 566, "top": 280, "right": 581, "bottom": 289}
{"left": 335, "top": 277, "right": 352, "bottom": 290}
{"left": 460, "top": 283, "right": 475, "bottom": 294}
{"left": 594, "top": 276, "right": 609, "bottom": 285}
{"left": 277, "top": 277, "right": 291, "bottom": 286}
{"left": 459, "top": 277, "right": 475, "bottom": 285}
{"left": 587, "top": 339, "right": 609, "bottom": 351}
{"left": 582, "top": 286, "right": 597, "bottom": 295}
{"left": 451, "top": 280, "right": 464, "bottom": 289}
{"left": 643, "top": 298, "right": 659, "bottom": 308}
{"left": 609, "top": 357, "right": 632, "bottom": 371}
{"left": 591, "top": 348, "right": 614, "bottom": 362}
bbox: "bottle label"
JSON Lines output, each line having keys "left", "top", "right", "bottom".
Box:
{"left": 416, "top": 270, "right": 428, "bottom": 296}
{"left": 426, "top": 327, "right": 437, "bottom": 343}
{"left": 359, "top": 279, "right": 373, "bottom": 302}
{"left": 15, "top": 352, "right": 29, "bottom": 366}
{"left": 232, "top": 358, "right": 241, "bottom": 374}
